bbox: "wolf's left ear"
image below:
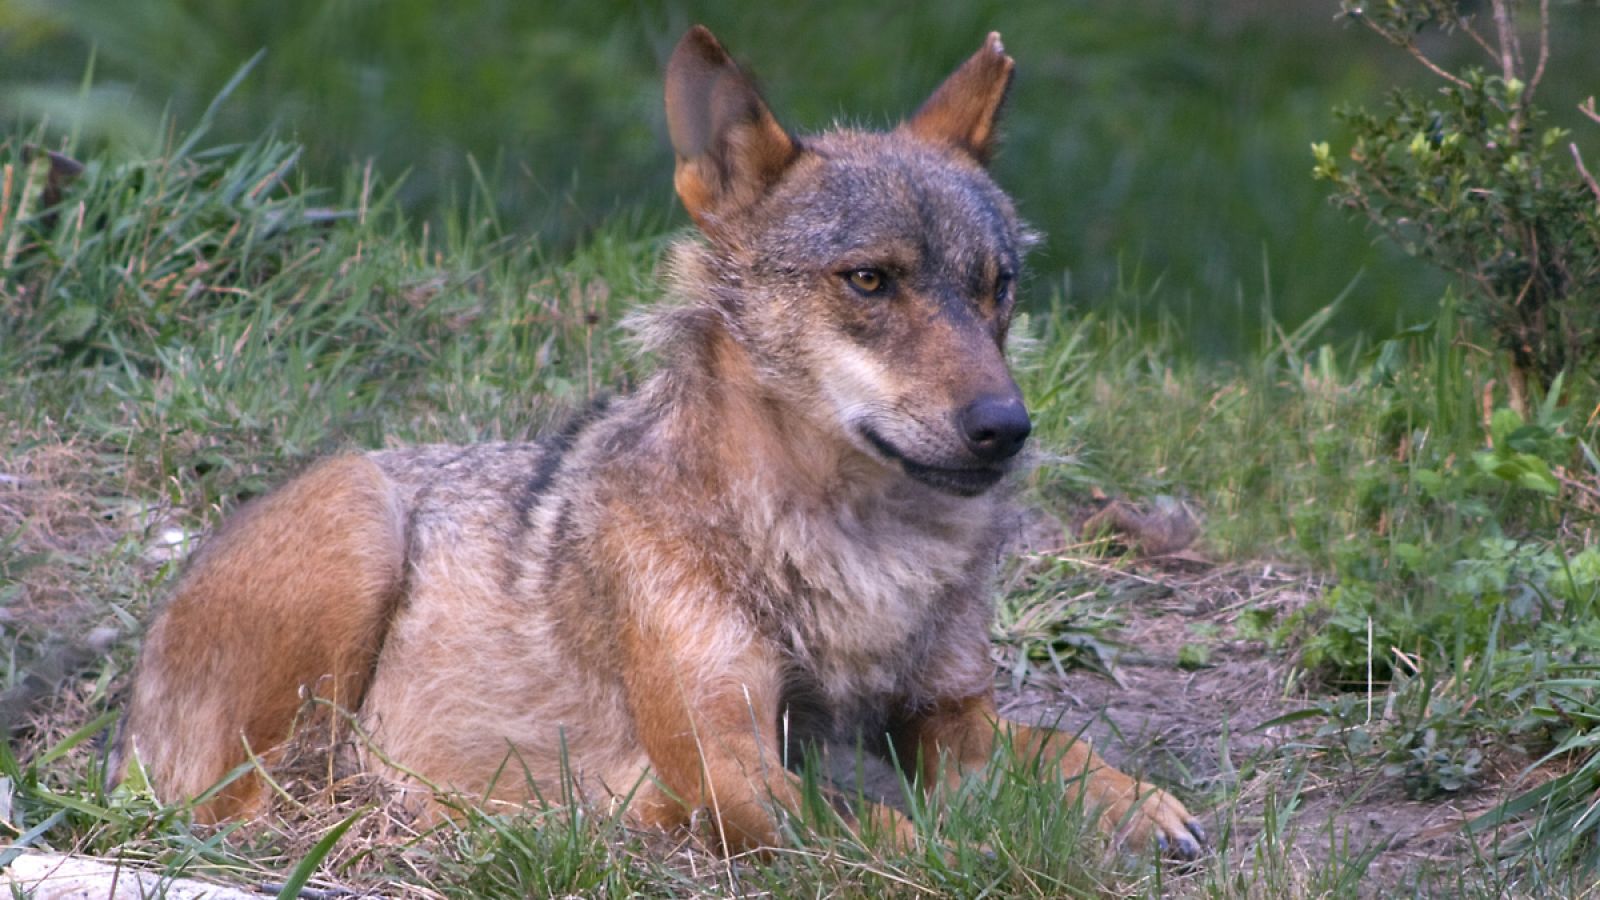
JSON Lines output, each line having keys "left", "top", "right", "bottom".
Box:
{"left": 666, "top": 26, "right": 800, "bottom": 232}
{"left": 903, "top": 32, "right": 1015, "bottom": 166}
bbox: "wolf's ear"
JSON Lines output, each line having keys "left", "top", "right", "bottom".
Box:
{"left": 903, "top": 32, "right": 1014, "bottom": 166}
{"left": 666, "top": 26, "right": 800, "bottom": 231}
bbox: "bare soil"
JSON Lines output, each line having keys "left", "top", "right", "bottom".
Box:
{"left": 999, "top": 556, "right": 1515, "bottom": 893}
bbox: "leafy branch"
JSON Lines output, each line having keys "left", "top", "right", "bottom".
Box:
{"left": 1318, "top": 0, "right": 1599, "bottom": 395}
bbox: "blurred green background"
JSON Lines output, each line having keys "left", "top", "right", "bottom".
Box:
{"left": 2, "top": 0, "right": 1595, "bottom": 356}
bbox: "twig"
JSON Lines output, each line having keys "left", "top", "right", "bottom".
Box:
{"left": 1354, "top": 15, "right": 1471, "bottom": 88}
{"left": 1490, "top": 0, "right": 1521, "bottom": 84}
{"left": 1580, "top": 97, "right": 1600, "bottom": 126}
{"left": 1529, "top": 0, "right": 1550, "bottom": 99}
{"left": 1572, "top": 143, "right": 1600, "bottom": 213}
{"left": 1454, "top": 11, "right": 1500, "bottom": 62}
{"left": 1402, "top": 41, "right": 1471, "bottom": 88}
{"left": 1555, "top": 469, "right": 1600, "bottom": 504}
{"left": 1490, "top": 0, "right": 1530, "bottom": 135}
{"left": 1046, "top": 553, "right": 1169, "bottom": 587}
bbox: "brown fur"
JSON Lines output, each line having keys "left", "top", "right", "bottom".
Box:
{"left": 120, "top": 457, "right": 406, "bottom": 821}
{"left": 113, "top": 26, "right": 1204, "bottom": 858}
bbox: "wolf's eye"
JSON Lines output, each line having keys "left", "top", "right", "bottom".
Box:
{"left": 844, "top": 268, "right": 888, "bottom": 296}
{"left": 995, "top": 271, "right": 1015, "bottom": 304}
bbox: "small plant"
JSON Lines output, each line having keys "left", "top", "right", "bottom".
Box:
{"left": 990, "top": 573, "right": 1123, "bottom": 689}
{"left": 1380, "top": 687, "right": 1487, "bottom": 801}
{"left": 1313, "top": 0, "right": 1600, "bottom": 395}
{"left": 1281, "top": 672, "right": 1488, "bottom": 801}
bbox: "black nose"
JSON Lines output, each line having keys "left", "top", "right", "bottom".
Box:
{"left": 958, "top": 395, "right": 1031, "bottom": 463}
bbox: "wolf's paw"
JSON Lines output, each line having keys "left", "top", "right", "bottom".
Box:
{"left": 1132, "top": 787, "right": 1203, "bottom": 858}
{"left": 1123, "top": 786, "right": 1206, "bottom": 860}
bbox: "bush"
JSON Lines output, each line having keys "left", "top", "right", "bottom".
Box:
{"left": 1313, "top": 0, "right": 1600, "bottom": 394}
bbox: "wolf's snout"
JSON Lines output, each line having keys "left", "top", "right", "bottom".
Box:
{"left": 958, "top": 396, "right": 1031, "bottom": 463}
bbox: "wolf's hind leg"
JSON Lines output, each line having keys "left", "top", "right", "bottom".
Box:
{"left": 116, "top": 456, "right": 407, "bottom": 822}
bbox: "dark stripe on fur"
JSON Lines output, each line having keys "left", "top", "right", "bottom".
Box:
{"left": 512, "top": 394, "right": 614, "bottom": 529}
{"left": 499, "top": 395, "right": 615, "bottom": 593}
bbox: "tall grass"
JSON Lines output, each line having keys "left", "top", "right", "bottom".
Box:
{"left": 12, "top": 1, "right": 1597, "bottom": 352}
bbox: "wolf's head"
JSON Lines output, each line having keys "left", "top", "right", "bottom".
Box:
{"left": 664, "top": 27, "right": 1031, "bottom": 498}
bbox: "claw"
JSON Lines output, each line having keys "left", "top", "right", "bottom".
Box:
{"left": 1112, "top": 779, "right": 1206, "bottom": 862}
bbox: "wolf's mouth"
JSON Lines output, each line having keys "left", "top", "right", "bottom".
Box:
{"left": 860, "top": 427, "right": 1006, "bottom": 497}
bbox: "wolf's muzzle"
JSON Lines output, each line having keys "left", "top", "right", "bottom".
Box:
{"left": 957, "top": 395, "right": 1031, "bottom": 464}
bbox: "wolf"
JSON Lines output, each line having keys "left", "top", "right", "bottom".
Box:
{"left": 112, "top": 25, "right": 1204, "bottom": 859}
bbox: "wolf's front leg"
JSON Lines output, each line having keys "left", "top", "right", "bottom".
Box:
{"left": 900, "top": 694, "right": 1205, "bottom": 858}
{"left": 619, "top": 610, "right": 916, "bottom": 852}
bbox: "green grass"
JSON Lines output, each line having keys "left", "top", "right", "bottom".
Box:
{"left": 3, "top": 119, "right": 1600, "bottom": 896}
{"left": 10, "top": 0, "right": 1597, "bottom": 356}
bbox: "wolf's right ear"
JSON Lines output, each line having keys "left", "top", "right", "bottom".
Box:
{"left": 904, "top": 32, "right": 1015, "bottom": 166}
{"left": 665, "top": 26, "right": 800, "bottom": 232}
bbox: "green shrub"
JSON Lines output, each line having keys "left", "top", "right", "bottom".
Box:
{"left": 1313, "top": 0, "right": 1600, "bottom": 392}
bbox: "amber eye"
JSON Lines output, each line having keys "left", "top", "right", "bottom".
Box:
{"left": 845, "top": 268, "right": 888, "bottom": 295}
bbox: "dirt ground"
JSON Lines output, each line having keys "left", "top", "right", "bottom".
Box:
{"left": 999, "top": 556, "right": 1506, "bottom": 891}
